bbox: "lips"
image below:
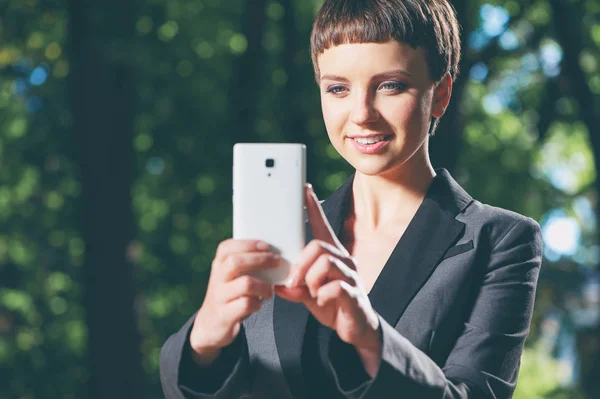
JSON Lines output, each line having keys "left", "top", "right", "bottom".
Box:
{"left": 349, "top": 134, "right": 392, "bottom": 144}
{"left": 347, "top": 135, "right": 392, "bottom": 154}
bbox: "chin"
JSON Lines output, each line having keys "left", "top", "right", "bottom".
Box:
{"left": 346, "top": 156, "right": 405, "bottom": 177}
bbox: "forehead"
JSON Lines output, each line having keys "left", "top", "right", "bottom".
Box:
{"left": 317, "top": 40, "right": 429, "bottom": 79}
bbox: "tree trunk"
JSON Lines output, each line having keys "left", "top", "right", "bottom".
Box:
{"left": 549, "top": 1, "right": 600, "bottom": 398}
{"left": 67, "top": 1, "right": 143, "bottom": 398}
{"left": 428, "top": 0, "right": 471, "bottom": 174}
{"left": 280, "top": 0, "right": 318, "bottom": 183}
{"left": 229, "top": 0, "right": 269, "bottom": 145}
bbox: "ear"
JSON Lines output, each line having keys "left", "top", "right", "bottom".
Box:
{"left": 431, "top": 73, "right": 452, "bottom": 118}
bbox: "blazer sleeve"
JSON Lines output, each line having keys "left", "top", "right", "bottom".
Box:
{"left": 159, "top": 312, "right": 251, "bottom": 399}
{"left": 327, "top": 217, "right": 543, "bottom": 399}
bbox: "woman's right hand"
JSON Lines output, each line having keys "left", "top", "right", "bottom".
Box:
{"left": 189, "top": 239, "right": 279, "bottom": 366}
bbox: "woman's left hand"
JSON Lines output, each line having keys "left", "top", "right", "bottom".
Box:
{"left": 274, "top": 184, "right": 381, "bottom": 357}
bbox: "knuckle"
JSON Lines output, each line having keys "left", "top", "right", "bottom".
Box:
{"left": 216, "top": 239, "right": 231, "bottom": 254}
{"left": 240, "top": 276, "right": 255, "bottom": 292}
{"left": 228, "top": 254, "right": 242, "bottom": 268}
{"left": 318, "top": 253, "right": 332, "bottom": 267}
{"left": 309, "top": 240, "right": 323, "bottom": 253}
{"left": 241, "top": 297, "right": 258, "bottom": 312}
{"left": 239, "top": 297, "right": 252, "bottom": 312}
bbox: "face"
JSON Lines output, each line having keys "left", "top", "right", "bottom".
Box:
{"left": 317, "top": 40, "right": 451, "bottom": 177}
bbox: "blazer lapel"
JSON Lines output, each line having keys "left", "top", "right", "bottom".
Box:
{"left": 273, "top": 168, "right": 473, "bottom": 396}
{"left": 273, "top": 174, "right": 353, "bottom": 398}
{"left": 369, "top": 169, "right": 473, "bottom": 326}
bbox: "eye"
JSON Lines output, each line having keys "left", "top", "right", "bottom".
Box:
{"left": 378, "top": 81, "right": 407, "bottom": 92}
{"left": 325, "top": 85, "right": 348, "bottom": 95}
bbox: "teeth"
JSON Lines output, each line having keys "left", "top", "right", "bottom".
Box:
{"left": 352, "top": 135, "right": 387, "bottom": 144}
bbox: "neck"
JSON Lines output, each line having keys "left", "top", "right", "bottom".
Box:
{"left": 350, "top": 145, "right": 435, "bottom": 232}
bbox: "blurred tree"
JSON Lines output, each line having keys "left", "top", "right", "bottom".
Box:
{"left": 67, "top": 0, "right": 143, "bottom": 398}
{"left": 429, "top": 0, "right": 472, "bottom": 172}
{"left": 1, "top": 0, "right": 599, "bottom": 398}
{"left": 0, "top": 1, "right": 87, "bottom": 398}
{"left": 229, "top": 0, "right": 268, "bottom": 146}
{"left": 546, "top": 1, "right": 600, "bottom": 396}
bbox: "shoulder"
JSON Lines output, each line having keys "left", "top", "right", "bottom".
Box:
{"left": 460, "top": 199, "right": 542, "bottom": 251}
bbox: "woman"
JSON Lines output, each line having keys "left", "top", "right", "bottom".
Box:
{"left": 160, "top": 0, "right": 542, "bottom": 398}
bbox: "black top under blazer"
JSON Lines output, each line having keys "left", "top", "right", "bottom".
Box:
{"left": 159, "top": 168, "right": 543, "bottom": 399}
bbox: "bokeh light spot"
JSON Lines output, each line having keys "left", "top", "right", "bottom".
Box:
{"left": 134, "top": 133, "right": 153, "bottom": 152}
{"left": 469, "top": 62, "right": 488, "bottom": 82}
{"left": 195, "top": 41, "right": 215, "bottom": 59}
{"left": 266, "top": 2, "right": 285, "bottom": 20}
{"left": 480, "top": 5, "right": 510, "bottom": 37}
{"left": 27, "top": 32, "right": 45, "bottom": 49}
{"left": 196, "top": 175, "right": 216, "bottom": 195}
{"left": 53, "top": 60, "right": 69, "bottom": 78}
{"left": 146, "top": 157, "right": 165, "bottom": 175}
{"left": 229, "top": 33, "right": 248, "bottom": 54}
{"left": 542, "top": 211, "right": 580, "bottom": 257}
{"left": 45, "top": 42, "right": 62, "bottom": 60}
{"left": 8, "top": 118, "right": 28, "bottom": 139}
{"left": 46, "top": 191, "right": 64, "bottom": 210}
{"left": 158, "top": 21, "right": 179, "bottom": 41}
{"left": 136, "top": 16, "right": 153, "bottom": 35}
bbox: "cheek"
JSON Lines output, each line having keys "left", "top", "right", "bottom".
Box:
{"left": 392, "top": 94, "right": 432, "bottom": 131}
{"left": 321, "top": 98, "right": 347, "bottom": 134}
{"left": 385, "top": 97, "right": 422, "bottom": 127}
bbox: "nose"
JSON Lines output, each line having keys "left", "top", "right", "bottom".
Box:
{"left": 349, "top": 90, "right": 379, "bottom": 126}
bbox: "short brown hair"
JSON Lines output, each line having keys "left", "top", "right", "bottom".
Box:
{"left": 310, "top": 0, "right": 461, "bottom": 83}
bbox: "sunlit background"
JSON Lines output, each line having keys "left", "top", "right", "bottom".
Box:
{"left": 0, "top": 0, "right": 599, "bottom": 398}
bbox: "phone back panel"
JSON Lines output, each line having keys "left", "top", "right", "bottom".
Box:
{"left": 233, "top": 143, "right": 306, "bottom": 284}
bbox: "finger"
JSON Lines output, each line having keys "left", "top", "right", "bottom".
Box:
{"left": 225, "top": 276, "right": 273, "bottom": 303}
{"left": 225, "top": 296, "right": 263, "bottom": 324}
{"left": 288, "top": 239, "right": 343, "bottom": 287}
{"left": 316, "top": 280, "right": 360, "bottom": 316}
{"left": 305, "top": 254, "right": 354, "bottom": 298}
{"left": 223, "top": 252, "right": 281, "bottom": 281}
{"left": 304, "top": 184, "right": 346, "bottom": 252}
{"left": 273, "top": 285, "right": 312, "bottom": 303}
{"left": 215, "top": 239, "right": 272, "bottom": 262}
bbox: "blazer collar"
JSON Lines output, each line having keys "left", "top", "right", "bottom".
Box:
{"left": 273, "top": 168, "right": 473, "bottom": 398}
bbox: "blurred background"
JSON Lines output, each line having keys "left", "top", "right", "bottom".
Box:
{"left": 0, "top": 0, "right": 599, "bottom": 398}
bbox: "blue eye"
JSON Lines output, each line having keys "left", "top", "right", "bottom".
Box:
{"left": 379, "top": 81, "right": 406, "bottom": 92}
{"left": 326, "top": 85, "right": 348, "bottom": 95}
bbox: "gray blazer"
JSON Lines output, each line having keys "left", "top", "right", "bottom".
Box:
{"left": 159, "top": 169, "right": 542, "bottom": 399}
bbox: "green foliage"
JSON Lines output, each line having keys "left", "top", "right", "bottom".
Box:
{"left": 1, "top": 0, "right": 599, "bottom": 398}
{"left": 514, "top": 346, "right": 584, "bottom": 399}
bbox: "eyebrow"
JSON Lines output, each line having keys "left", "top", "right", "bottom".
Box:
{"left": 320, "top": 69, "right": 413, "bottom": 83}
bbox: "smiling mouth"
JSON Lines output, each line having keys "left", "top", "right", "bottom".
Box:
{"left": 348, "top": 135, "right": 393, "bottom": 145}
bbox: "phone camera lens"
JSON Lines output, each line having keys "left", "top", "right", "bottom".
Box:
{"left": 266, "top": 159, "right": 275, "bottom": 168}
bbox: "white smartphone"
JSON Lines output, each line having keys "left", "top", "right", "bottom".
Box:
{"left": 233, "top": 143, "right": 306, "bottom": 285}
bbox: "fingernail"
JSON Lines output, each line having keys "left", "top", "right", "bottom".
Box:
{"left": 285, "top": 278, "right": 295, "bottom": 288}
{"left": 256, "top": 241, "right": 270, "bottom": 250}
{"left": 272, "top": 254, "right": 281, "bottom": 266}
